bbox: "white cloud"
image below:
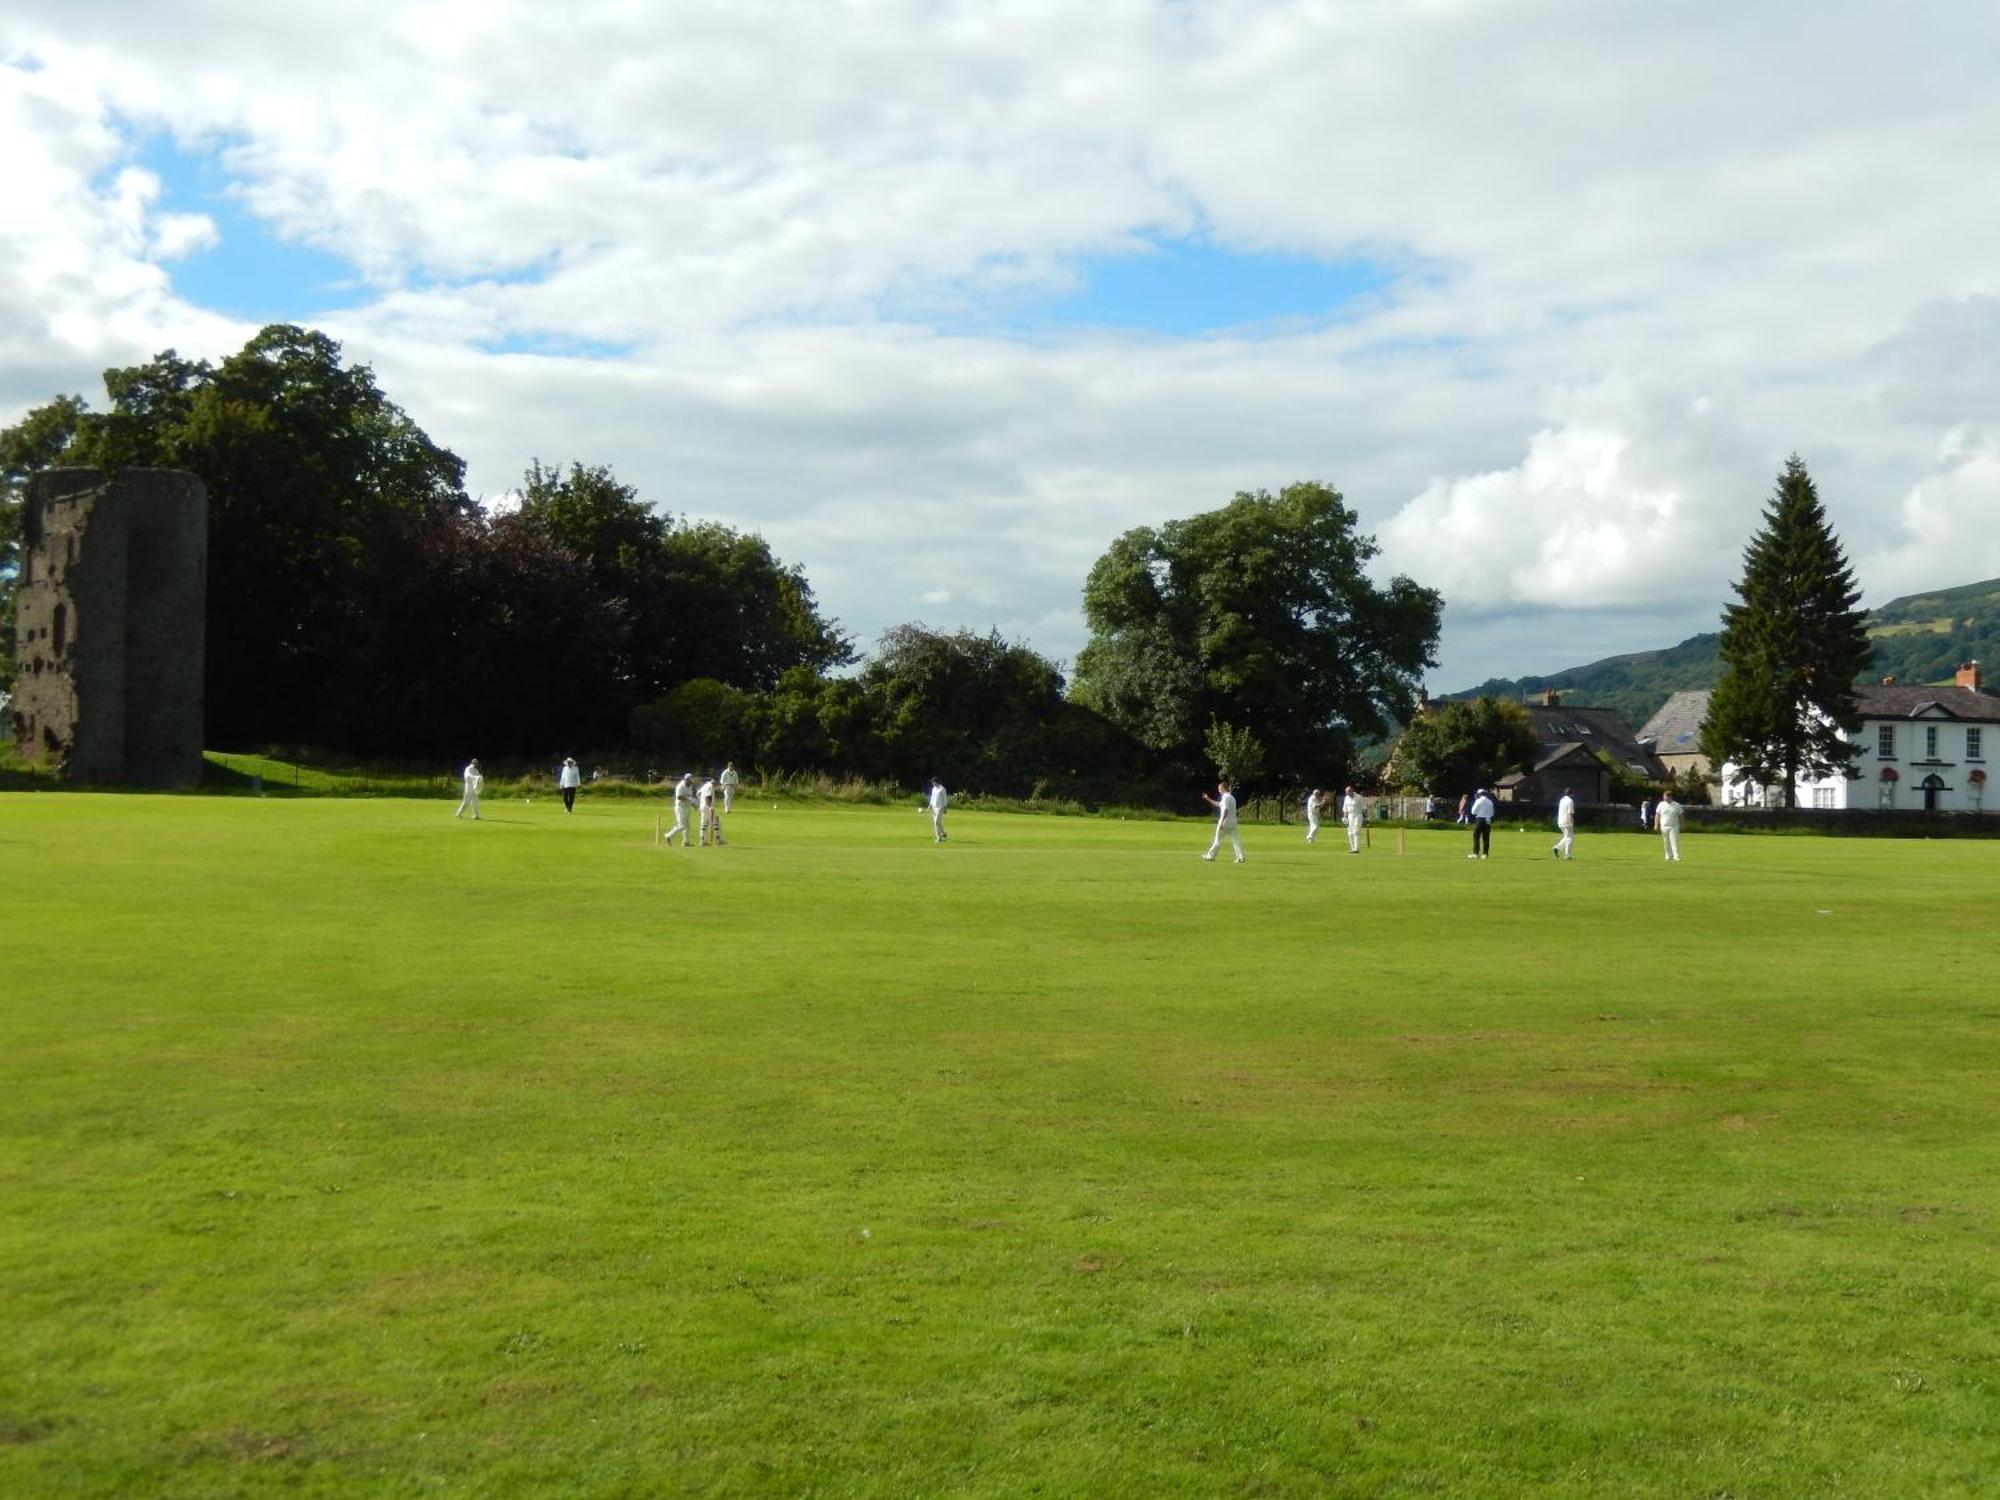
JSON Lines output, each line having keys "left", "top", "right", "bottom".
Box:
{"left": 1376, "top": 379, "right": 1769, "bottom": 616}
{"left": 6, "top": 1, "right": 2000, "bottom": 690}
{"left": 1860, "top": 431, "right": 2000, "bottom": 600}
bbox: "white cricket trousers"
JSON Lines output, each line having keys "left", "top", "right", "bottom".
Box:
{"left": 455, "top": 786, "right": 480, "bottom": 819}
{"left": 668, "top": 802, "right": 690, "bottom": 845}
{"left": 722, "top": 785, "right": 735, "bottom": 813}
{"left": 1206, "top": 823, "right": 1244, "bottom": 861}
{"left": 1305, "top": 807, "right": 1319, "bottom": 842}
{"left": 702, "top": 806, "right": 724, "bottom": 845}
{"left": 1662, "top": 828, "right": 1681, "bottom": 861}
{"left": 931, "top": 809, "right": 947, "bottom": 842}
{"left": 1555, "top": 826, "right": 1574, "bottom": 859}
{"left": 1346, "top": 815, "right": 1364, "bottom": 853}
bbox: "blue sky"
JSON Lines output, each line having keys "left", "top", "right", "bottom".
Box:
{"left": 138, "top": 129, "right": 1389, "bottom": 343}
{"left": 129, "top": 134, "right": 366, "bottom": 323}
{"left": 1015, "top": 241, "right": 1388, "bottom": 336}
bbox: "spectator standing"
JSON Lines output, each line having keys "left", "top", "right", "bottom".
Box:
{"left": 558, "top": 756, "right": 581, "bottom": 814}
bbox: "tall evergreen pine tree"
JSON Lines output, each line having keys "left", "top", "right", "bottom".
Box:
{"left": 1701, "top": 455, "right": 1873, "bottom": 806}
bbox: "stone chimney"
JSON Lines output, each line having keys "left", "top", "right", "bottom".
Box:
{"left": 1541, "top": 687, "right": 1561, "bottom": 707}
{"left": 1956, "top": 660, "right": 1982, "bottom": 691}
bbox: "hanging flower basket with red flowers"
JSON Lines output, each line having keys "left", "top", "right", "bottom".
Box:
{"left": 1879, "top": 766, "right": 1899, "bottom": 782}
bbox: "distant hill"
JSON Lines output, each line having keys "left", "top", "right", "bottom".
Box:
{"left": 1445, "top": 576, "right": 2000, "bottom": 730}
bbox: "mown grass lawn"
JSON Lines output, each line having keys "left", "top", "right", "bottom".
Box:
{"left": 2, "top": 793, "right": 1996, "bottom": 1497}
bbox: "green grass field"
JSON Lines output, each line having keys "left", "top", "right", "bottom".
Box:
{"left": 3, "top": 794, "right": 1996, "bottom": 1497}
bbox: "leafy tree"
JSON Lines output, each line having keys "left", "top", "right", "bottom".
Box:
{"left": 629, "top": 678, "right": 755, "bottom": 768}
{"left": 1203, "top": 718, "right": 1266, "bottom": 787}
{"left": 1073, "top": 481, "right": 1441, "bottom": 784}
{"left": 519, "top": 460, "right": 853, "bottom": 705}
{"left": 750, "top": 666, "right": 876, "bottom": 776}
{"left": 1, "top": 396, "right": 89, "bottom": 694}
{"left": 1700, "top": 456, "right": 1872, "bottom": 806}
{"left": 316, "top": 507, "right": 630, "bottom": 758}
{"left": 860, "top": 625, "right": 1069, "bottom": 792}
{"left": 1669, "top": 763, "right": 1712, "bottom": 805}
{"left": 1386, "top": 696, "right": 1540, "bottom": 796}
{"left": 657, "top": 521, "right": 854, "bottom": 690}
{"left": 55, "top": 325, "right": 472, "bottom": 745}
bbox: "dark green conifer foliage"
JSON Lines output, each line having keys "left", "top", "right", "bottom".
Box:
{"left": 1701, "top": 456, "right": 1872, "bottom": 806}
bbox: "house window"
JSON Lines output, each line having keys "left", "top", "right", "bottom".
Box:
{"left": 1877, "top": 724, "right": 1895, "bottom": 759}
{"left": 1925, "top": 725, "right": 1939, "bottom": 759}
{"left": 1969, "top": 727, "right": 1983, "bottom": 761}
{"left": 1813, "top": 787, "right": 1835, "bottom": 809}
{"left": 1879, "top": 778, "right": 1895, "bottom": 809}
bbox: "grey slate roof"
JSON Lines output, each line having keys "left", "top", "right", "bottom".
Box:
{"left": 1521, "top": 704, "right": 1666, "bottom": 778}
{"left": 1851, "top": 684, "right": 2000, "bottom": 722}
{"left": 1495, "top": 742, "right": 1602, "bottom": 787}
{"left": 1638, "top": 689, "right": 1712, "bottom": 755}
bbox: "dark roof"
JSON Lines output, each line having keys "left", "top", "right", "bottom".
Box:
{"left": 1851, "top": 684, "right": 2000, "bottom": 723}
{"left": 1521, "top": 703, "right": 1666, "bottom": 778}
{"left": 1532, "top": 742, "right": 1603, "bottom": 773}
{"left": 1638, "top": 689, "right": 1712, "bottom": 752}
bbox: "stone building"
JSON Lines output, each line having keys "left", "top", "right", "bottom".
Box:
{"left": 1637, "top": 689, "right": 1714, "bottom": 779}
{"left": 1494, "top": 690, "right": 1666, "bottom": 805}
{"left": 11, "top": 468, "right": 207, "bottom": 786}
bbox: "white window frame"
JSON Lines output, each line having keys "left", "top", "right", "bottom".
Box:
{"left": 1968, "top": 727, "right": 1984, "bottom": 761}
{"left": 1926, "top": 725, "right": 1940, "bottom": 759}
{"left": 1813, "top": 786, "right": 1836, "bottom": 809}
{"left": 1877, "top": 724, "right": 1895, "bottom": 759}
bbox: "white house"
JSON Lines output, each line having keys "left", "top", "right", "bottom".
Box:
{"left": 1719, "top": 662, "right": 2000, "bottom": 812}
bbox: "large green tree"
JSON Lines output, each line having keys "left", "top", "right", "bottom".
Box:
{"left": 316, "top": 506, "right": 633, "bottom": 758}
{"left": 1072, "top": 481, "right": 1441, "bottom": 783}
{"left": 518, "top": 460, "right": 853, "bottom": 700}
{"left": 1700, "top": 455, "right": 1872, "bottom": 806}
{"left": 1386, "top": 696, "right": 1540, "bottom": 796}
{"left": 49, "top": 325, "right": 472, "bottom": 745}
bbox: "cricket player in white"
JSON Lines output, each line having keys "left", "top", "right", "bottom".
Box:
{"left": 1552, "top": 788, "right": 1576, "bottom": 860}
{"left": 454, "top": 758, "right": 483, "bottom": 819}
{"left": 558, "top": 756, "right": 581, "bottom": 813}
{"left": 1202, "top": 780, "right": 1244, "bottom": 863}
{"left": 720, "top": 761, "right": 740, "bottom": 813}
{"left": 1468, "top": 788, "right": 1495, "bottom": 858}
{"left": 1304, "top": 789, "right": 1322, "bottom": 843}
{"left": 928, "top": 778, "right": 949, "bottom": 841}
{"left": 1656, "top": 788, "right": 1684, "bottom": 861}
{"left": 667, "top": 773, "right": 693, "bottom": 847}
{"left": 1342, "top": 785, "right": 1365, "bottom": 853}
{"left": 698, "top": 777, "right": 725, "bottom": 846}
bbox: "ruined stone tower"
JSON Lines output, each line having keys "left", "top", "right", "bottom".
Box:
{"left": 11, "top": 468, "right": 207, "bottom": 787}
